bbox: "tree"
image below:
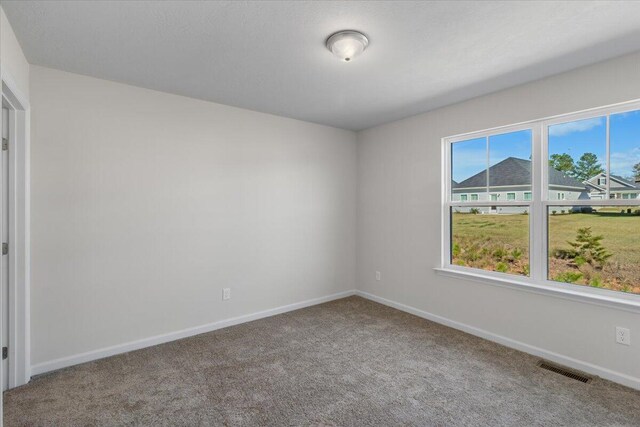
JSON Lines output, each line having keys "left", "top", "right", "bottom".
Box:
{"left": 572, "top": 153, "right": 604, "bottom": 182}
{"left": 634, "top": 162, "right": 640, "bottom": 181}
{"left": 549, "top": 153, "right": 575, "bottom": 174}
{"left": 567, "top": 227, "right": 612, "bottom": 269}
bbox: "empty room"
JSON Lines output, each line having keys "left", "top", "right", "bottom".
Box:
{"left": 1, "top": 1, "right": 640, "bottom": 425}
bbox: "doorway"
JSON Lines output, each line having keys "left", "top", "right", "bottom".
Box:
{"left": 0, "top": 76, "right": 31, "bottom": 392}
{"left": 1, "top": 105, "right": 8, "bottom": 391}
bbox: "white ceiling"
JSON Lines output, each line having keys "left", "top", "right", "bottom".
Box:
{"left": 4, "top": 1, "right": 640, "bottom": 131}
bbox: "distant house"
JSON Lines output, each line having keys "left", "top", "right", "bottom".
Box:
{"left": 452, "top": 157, "right": 588, "bottom": 212}
{"left": 582, "top": 173, "right": 640, "bottom": 200}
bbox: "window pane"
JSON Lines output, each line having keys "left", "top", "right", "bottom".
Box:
{"left": 451, "top": 206, "right": 530, "bottom": 276}
{"left": 548, "top": 206, "right": 640, "bottom": 294}
{"left": 488, "top": 130, "right": 532, "bottom": 199}
{"left": 452, "top": 137, "right": 487, "bottom": 202}
{"left": 610, "top": 109, "right": 640, "bottom": 200}
{"left": 548, "top": 117, "right": 606, "bottom": 200}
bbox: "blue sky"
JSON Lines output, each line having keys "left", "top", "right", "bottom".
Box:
{"left": 610, "top": 110, "right": 640, "bottom": 178}
{"left": 452, "top": 109, "right": 640, "bottom": 183}
{"left": 451, "top": 130, "right": 531, "bottom": 183}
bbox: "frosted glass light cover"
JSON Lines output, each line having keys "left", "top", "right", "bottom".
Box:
{"left": 326, "top": 31, "right": 369, "bottom": 62}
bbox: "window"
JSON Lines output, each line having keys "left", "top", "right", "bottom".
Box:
{"left": 448, "top": 129, "right": 532, "bottom": 277}
{"left": 460, "top": 194, "right": 468, "bottom": 201}
{"left": 444, "top": 101, "right": 640, "bottom": 297}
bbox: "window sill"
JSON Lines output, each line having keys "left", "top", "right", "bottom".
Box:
{"left": 434, "top": 267, "right": 640, "bottom": 313}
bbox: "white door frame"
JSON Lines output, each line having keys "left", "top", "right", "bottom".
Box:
{"left": 1, "top": 70, "right": 31, "bottom": 388}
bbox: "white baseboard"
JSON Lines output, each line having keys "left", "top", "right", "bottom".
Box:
{"left": 356, "top": 290, "right": 640, "bottom": 391}
{"left": 31, "top": 289, "right": 356, "bottom": 377}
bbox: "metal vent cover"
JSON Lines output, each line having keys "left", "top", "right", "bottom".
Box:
{"left": 537, "top": 360, "right": 593, "bottom": 383}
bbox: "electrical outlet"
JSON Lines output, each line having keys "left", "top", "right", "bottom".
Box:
{"left": 616, "top": 327, "right": 630, "bottom": 346}
{"left": 375, "top": 271, "right": 381, "bottom": 281}
{"left": 222, "top": 288, "right": 231, "bottom": 301}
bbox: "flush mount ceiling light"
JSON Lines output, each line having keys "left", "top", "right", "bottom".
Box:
{"left": 326, "top": 30, "right": 369, "bottom": 62}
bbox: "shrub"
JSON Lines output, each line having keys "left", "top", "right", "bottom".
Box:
{"left": 561, "top": 210, "right": 565, "bottom": 214}
{"left": 567, "top": 227, "right": 612, "bottom": 269}
{"left": 627, "top": 208, "right": 632, "bottom": 214}
{"left": 553, "top": 271, "right": 583, "bottom": 283}
{"left": 553, "top": 248, "right": 577, "bottom": 260}
{"left": 574, "top": 256, "right": 587, "bottom": 267}
{"left": 495, "top": 262, "right": 509, "bottom": 273}
{"left": 511, "top": 248, "right": 523, "bottom": 260}
{"left": 552, "top": 210, "right": 557, "bottom": 215}
{"left": 452, "top": 243, "right": 461, "bottom": 257}
{"left": 492, "top": 248, "right": 507, "bottom": 261}
{"left": 523, "top": 264, "right": 530, "bottom": 276}
{"left": 470, "top": 208, "right": 480, "bottom": 215}
{"left": 589, "top": 276, "right": 603, "bottom": 288}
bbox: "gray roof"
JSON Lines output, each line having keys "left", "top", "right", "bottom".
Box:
{"left": 584, "top": 173, "right": 640, "bottom": 191}
{"left": 611, "top": 175, "right": 640, "bottom": 189}
{"left": 454, "top": 157, "right": 585, "bottom": 189}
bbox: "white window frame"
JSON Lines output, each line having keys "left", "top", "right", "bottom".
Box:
{"left": 439, "top": 99, "right": 640, "bottom": 311}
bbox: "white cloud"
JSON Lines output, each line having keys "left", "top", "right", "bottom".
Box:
{"left": 548, "top": 117, "right": 605, "bottom": 137}
{"left": 610, "top": 147, "right": 640, "bottom": 176}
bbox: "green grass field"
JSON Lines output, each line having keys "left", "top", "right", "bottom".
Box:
{"left": 452, "top": 209, "right": 640, "bottom": 294}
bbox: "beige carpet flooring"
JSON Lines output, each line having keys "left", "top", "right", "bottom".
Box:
{"left": 4, "top": 296, "right": 640, "bottom": 426}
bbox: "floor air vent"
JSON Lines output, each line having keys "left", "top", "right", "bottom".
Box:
{"left": 537, "top": 360, "right": 592, "bottom": 383}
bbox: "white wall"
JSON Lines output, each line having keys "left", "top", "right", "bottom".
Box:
{"left": 30, "top": 66, "right": 357, "bottom": 367}
{"left": 357, "top": 52, "right": 640, "bottom": 387}
{"left": 1, "top": 6, "right": 29, "bottom": 98}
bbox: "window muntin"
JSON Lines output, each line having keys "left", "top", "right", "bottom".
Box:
{"left": 471, "top": 194, "right": 479, "bottom": 201}
{"left": 445, "top": 102, "right": 640, "bottom": 298}
{"left": 507, "top": 193, "right": 516, "bottom": 200}
{"left": 489, "top": 130, "right": 532, "bottom": 195}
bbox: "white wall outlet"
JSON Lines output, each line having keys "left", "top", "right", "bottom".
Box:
{"left": 222, "top": 288, "right": 231, "bottom": 301}
{"left": 616, "top": 327, "right": 630, "bottom": 346}
{"left": 375, "top": 271, "right": 381, "bottom": 281}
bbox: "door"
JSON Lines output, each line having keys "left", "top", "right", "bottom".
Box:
{"left": 1, "top": 106, "right": 9, "bottom": 391}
